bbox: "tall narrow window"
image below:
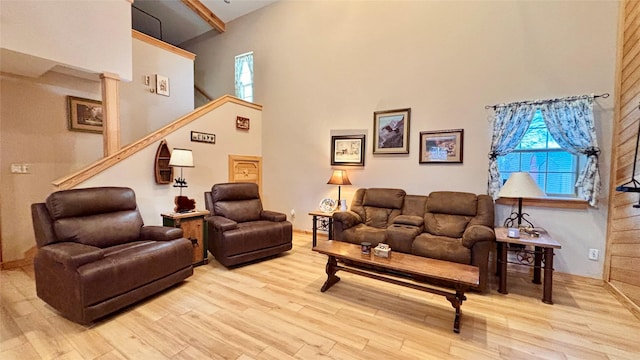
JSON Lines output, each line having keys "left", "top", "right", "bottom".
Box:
{"left": 235, "top": 52, "right": 253, "bottom": 102}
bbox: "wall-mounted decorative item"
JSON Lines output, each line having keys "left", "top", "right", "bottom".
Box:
{"left": 236, "top": 116, "right": 250, "bottom": 130}
{"left": 419, "top": 129, "right": 464, "bottom": 164}
{"left": 67, "top": 96, "right": 103, "bottom": 133}
{"left": 156, "top": 74, "right": 170, "bottom": 96}
{"left": 191, "top": 131, "right": 216, "bottom": 144}
{"left": 331, "top": 135, "right": 365, "bottom": 166}
{"left": 373, "top": 108, "right": 410, "bottom": 154}
{"left": 154, "top": 140, "right": 173, "bottom": 184}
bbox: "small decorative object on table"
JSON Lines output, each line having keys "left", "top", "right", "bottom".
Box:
{"left": 374, "top": 243, "right": 392, "bottom": 258}
{"left": 361, "top": 242, "right": 371, "bottom": 255}
{"left": 507, "top": 228, "right": 520, "bottom": 238}
{"left": 319, "top": 198, "right": 338, "bottom": 213}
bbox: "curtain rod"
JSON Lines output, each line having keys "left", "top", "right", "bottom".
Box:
{"left": 484, "top": 93, "right": 609, "bottom": 110}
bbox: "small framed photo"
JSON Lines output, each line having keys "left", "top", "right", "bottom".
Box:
{"left": 331, "top": 135, "right": 365, "bottom": 166}
{"left": 373, "top": 108, "right": 410, "bottom": 154}
{"left": 67, "top": 96, "right": 103, "bottom": 133}
{"left": 156, "top": 74, "right": 170, "bottom": 96}
{"left": 236, "top": 116, "right": 250, "bottom": 130}
{"left": 419, "top": 129, "right": 464, "bottom": 164}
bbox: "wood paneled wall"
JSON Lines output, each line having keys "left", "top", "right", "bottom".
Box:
{"left": 606, "top": 0, "right": 640, "bottom": 316}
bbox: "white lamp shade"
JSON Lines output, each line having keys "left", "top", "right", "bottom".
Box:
{"left": 169, "top": 148, "right": 194, "bottom": 167}
{"left": 498, "top": 172, "right": 545, "bottom": 198}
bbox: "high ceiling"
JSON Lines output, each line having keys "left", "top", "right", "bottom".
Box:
{"left": 132, "top": 0, "right": 277, "bottom": 46}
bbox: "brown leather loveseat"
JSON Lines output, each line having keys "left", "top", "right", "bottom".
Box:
{"left": 333, "top": 188, "right": 495, "bottom": 292}
{"left": 204, "top": 182, "right": 292, "bottom": 267}
{"left": 31, "top": 187, "right": 194, "bottom": 324}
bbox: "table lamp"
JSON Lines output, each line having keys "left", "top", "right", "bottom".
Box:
{"left": 327, "top": 169, "right": 351, "bottom": 205}
{"left": 169, "top": 148, "right": 196, "bottom": 213}
{"left": 498, "top": 172, "right": 545, "bottom": 228}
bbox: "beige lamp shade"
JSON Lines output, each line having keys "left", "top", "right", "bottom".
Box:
{"left": 326, "top": 170, "right": 352, "bottom": 185}
{"left": 169, "top": 148, "right": 194, "bottom": 167}
{"left": 498, "top": 172, "right": 545, "bottom": 198}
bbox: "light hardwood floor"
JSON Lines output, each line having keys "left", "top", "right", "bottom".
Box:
{"left": 2, "top": 233, "right": 639, "bottom": 359}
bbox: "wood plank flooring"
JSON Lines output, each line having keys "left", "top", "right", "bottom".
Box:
{"left": 2, "top": 233, "right": 639, "bottom": 359}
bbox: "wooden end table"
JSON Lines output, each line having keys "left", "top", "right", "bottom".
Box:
{"left": 313, "top": 240, "right": 479, "bottom": 333}
{"left": 495, "top": 227, "right": 561, "bottom": 304}
{"left": 161, "top": 210, "right": 210, "bottom": 266}
{"left": 308, "top": 210, "right": 335, "bottom": 247}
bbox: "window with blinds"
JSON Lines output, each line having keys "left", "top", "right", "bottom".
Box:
{"left": 498, "top": 110, "right": 586, "bottom": 197}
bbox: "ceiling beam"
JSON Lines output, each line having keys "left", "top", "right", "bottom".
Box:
{"left": 181, "top": 0, "right": 225, "bottom": 33}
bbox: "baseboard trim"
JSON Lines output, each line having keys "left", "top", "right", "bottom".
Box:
{"left": 605, "top": 282, "right": 640, "bottom": 320}
{"left": 1, "top": 246, "right": 36, "bottom": 270}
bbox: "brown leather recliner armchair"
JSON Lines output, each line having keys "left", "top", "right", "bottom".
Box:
{"left": 31, "top": 187, "right": 194, "bottom": 324}
{"left": 204, "top": 183, "right": 292, "bottom": 267}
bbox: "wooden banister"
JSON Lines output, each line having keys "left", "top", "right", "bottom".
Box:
{"left": 52, "top": 95, "right": 261, "bottom": 190}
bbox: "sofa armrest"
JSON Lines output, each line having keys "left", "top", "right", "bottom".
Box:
{"left": 332, "top": 211, "right": 362, "bottom": 229}
{"left": 462, "top": 224, "right": 496, "bottom": 249}
{"left": 261, "top": 210, "right": 286, "bottom": 222}
{"left": 141, "top": 226, "right": 183, "bottom": 241}
{"left": 392, "top": 215, "right": 424, "bottom": 227}
{"left": 38, "top": 242, "right": 104, "bottom": 269}
{"left": 205, "top": 215, "right": 238, "bottom": 231}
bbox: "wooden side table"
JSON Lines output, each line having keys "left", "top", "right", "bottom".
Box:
{"left": 308, "top": 211, "right": 335, "bottom": 247}
{"left": 161, "top": 210, "right": 210, "bottom": 266}
{"left": 495, "top": 227, "right": 561, "bottom": 304}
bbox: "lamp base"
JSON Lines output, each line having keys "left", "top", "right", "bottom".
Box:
{"left": 174, "top": 196, "right": 196, "bottom": 213}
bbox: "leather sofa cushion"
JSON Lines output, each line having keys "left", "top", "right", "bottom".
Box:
{"left": 212, "top": 183, "right": 263, "bottom": 222}
{"left": 81, "top": 239, "right": 192, "bottom": 306}
{"left": 216, "top": 220, "right": 292, "bottom": 257}
{"left": 362, "top": 188, "right": 405, "bottom": 209}
{"left": 386, "top": 224, "right": 421, "bottom": 253}
{"left": 340, "top": 224, "right": 387, "bottom": 247}
{"left": 401, "top": 195, "right": 427, "bottom": 217}
{"left": 53, "top": 210, "right": 143, "bottom": 248}
{"left": 427, "top": 191, "right": 478, "bottom": 217}
{"left": 424, "top": 213, "right": 471, "bottom": 238}
{"left": 46, "top": 187, "right": 138, "bottom": 220}
{"left": 214, "top": 199, "right": 262, "bottom": 223}
{"left": 412, "top": 233, "right": 471, "bottom": 264}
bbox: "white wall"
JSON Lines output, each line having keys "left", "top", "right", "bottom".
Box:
{"left": 0, "top": 35, "right": 194, "bottom": 262}
{"left": 185, "top": 1, "right": 618, "bottom": 278}
{"left": 0, "top": 0, "right": 133, "bottom": 80}
{"left": 120, "top": 37, "right": 195, "bottom": 146}
{"left": 79, "top": 102, "right": 262, "bottom": 226}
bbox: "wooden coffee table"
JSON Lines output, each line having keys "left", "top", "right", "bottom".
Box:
{"left": 313, "top": 240, "right": 479, "bottom": 333}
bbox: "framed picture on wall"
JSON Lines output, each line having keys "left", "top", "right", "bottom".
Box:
{"left": 331, "top": 135, "right": 365, "bottom": 166}
{"left": 67, "top": 96, "right": 103, "bottom": 133}
{"left": 156, "top": 74, "right": 170, "bottom": 96}
{"left": 373, "top": 108, "right": 410, "bottom": 154}
{"left": 419, "top": 129, "right": 464, "bottom": 164}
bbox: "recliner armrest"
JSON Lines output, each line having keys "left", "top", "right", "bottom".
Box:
{"left": 141, "top": 226, "right": 183, "bottom": 241}
{"left": 38, "top": 242, "right": 104, "bottom": 269}
{"left": 205, "top": 215, "right": 238, "bottom": 231}
{"left": 332, "top": 211, "right": 362, "bottom": 229}
{"left": 462, "top": 224, "right": 496, "bottom": 249}
{"left": 261, "top": 210, "right": 286, "bottom": 222}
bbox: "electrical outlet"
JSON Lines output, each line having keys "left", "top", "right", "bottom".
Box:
{"left": 588, "top": 248, "right": 599, "bottom": 261}
{"left": 290, "top": 209, "right": 295, "bottom": 218}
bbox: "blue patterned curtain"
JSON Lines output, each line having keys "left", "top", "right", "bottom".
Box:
{"left": 488, "top": 103, "right": 536, "bottom": 199}
{"left": 540, "top": 96, "right": 600, "bottom": 206}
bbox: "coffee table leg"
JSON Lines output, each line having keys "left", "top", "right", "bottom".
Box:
{"left": 542, "top": 248, "right": 554, "bottom": 304}
{"left": 446, "top": 290, "right": 467, "bottom": 333}
{"left": 321, "top": 255, "right": 340, "bottom": 292}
